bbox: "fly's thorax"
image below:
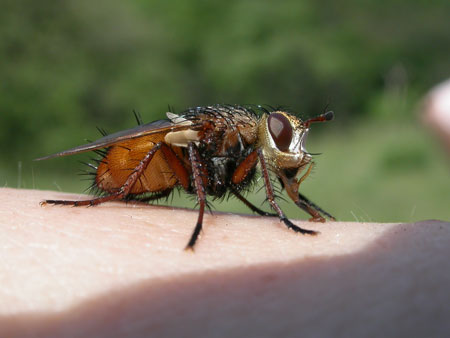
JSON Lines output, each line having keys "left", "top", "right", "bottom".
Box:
{"left": 258, "top": 111, "right": 311, "bottom": 170}
{"left": 164, "top": 110, "right": 259, "bottom": 154}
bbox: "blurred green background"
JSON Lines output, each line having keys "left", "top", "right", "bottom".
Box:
{"left": 1, "top": 0, "right": 449, "bottom": 222}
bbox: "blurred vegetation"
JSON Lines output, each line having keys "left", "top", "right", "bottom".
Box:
{"left": 1, "top": 0, "right": 449, "bottom": 222}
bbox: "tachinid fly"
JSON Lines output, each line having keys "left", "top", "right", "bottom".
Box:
{"left": 36, "top": 104, "right": 335, "bottom": 249}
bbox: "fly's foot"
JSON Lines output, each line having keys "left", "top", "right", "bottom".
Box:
{"left": 308, "top": 216, "right": 326, "bottom": 223}
{"left": 281, "top": 217, "right": 319, "bottom": 235}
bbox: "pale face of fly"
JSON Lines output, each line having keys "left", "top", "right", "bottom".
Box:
{"left": 258, "top": 111, "right": 314, "bottom": 204}
{"left": 259, "top": 111, "right": 311, "bottom": 170}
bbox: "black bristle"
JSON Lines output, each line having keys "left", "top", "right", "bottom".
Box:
{"left": 133, "top": 109, "right": 144, "bottom": 126}
{"left": 96, "top": 126, "right": 108, "bottom": 137}
{"left": 79, "top": 161, "right": 98, "bottom": 170}
{"left": 93, "top": 149, "right": 108, "bottom": 157}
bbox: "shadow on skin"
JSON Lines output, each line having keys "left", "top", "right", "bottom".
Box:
{"left": 1, "top": 220, "right": 448, "bottom": 338}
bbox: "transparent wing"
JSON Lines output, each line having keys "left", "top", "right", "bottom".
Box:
{"left": 35, "top": 119, "right": 188, "bottom": 160}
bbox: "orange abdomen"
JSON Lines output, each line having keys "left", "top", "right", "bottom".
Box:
{"left": 95, "top": 134, "right": 184, "bottom": 194}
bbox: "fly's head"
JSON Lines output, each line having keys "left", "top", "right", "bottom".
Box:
{"left": 258, "top": 110, "right": 334, "bottom": 201}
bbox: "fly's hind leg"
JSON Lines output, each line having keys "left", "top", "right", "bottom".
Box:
{"left": 42, "top": 142, "right": 165, "bottom": 207}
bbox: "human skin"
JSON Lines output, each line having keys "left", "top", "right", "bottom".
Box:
{"left": 424, "top": 78, "right": 450, "bottom": 152}
{"left": 0, "top": 188, "right": 449, "bottom": 337}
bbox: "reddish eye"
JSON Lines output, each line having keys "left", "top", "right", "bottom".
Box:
{"left": 268, "top": 113, "right": 293, "bottom": 152}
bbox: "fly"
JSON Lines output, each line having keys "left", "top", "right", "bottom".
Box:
{"left": 36, "top": 104, "right": 335, "bottom": 249}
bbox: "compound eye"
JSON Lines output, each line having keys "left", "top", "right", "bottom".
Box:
{"left": 268, "top": 113, "right": 293, "bottom": 152}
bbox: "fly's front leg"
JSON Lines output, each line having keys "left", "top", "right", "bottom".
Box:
{"left": 185, "top": 142, "right": 208, "bottom": 250}
{"left": 257, "top": 150, "right": 318, "bottom": 235}
{"left": 297, "top": 193, "right": 336, "bottom": 221}
{"left": 42, "top": 142, "right": 164, "bottom": 207}
{"left": 296, "top": 162, "right": 336, "bottom": 221}
{"left": 295, "top": 162, "right": 325, "bottom": 222}
{"left": 279, "top": 161, "right": 335, "bottom": 222}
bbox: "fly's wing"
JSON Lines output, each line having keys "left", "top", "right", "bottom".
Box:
{"left": 35, "top": 119, "right": 189, "bottom": 161}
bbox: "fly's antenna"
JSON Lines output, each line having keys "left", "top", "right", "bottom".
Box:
{"left": 304, "top": 111, "right": 334, "bottom": 128}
